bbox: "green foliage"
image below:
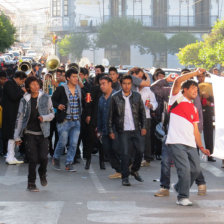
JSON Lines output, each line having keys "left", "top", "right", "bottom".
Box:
{"left": 177, "top": 41, "right": 204, "bottom": 67}
{"left": 96, "top": 17, "right": 144, "bottom": 49}
{"left": 0, "top": 13, "right": 16, "bottom": 52}
{"left": 138, "top": 30, "right": 167, "bottom": 56}
{"left": 168, "top": 32, "right": 197, "bottom": 55}
{"left": 177, "top": 20, "right": 224, "bottom": 69}
{"left": 58, "top": 33, "right": 89, "bottom": 60}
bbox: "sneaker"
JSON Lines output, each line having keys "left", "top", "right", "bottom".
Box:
{"left": 52, "top": 158, "right": 61, "bottom": 170}
{"left": 130, "top": 171, "right": 144, "bottom": 182}
{"left": 122, "top": 178, "right": 131, "bottom": 186}
{"left": 176, "top": 198, "right": 193, "bottom": 206}
{"left": 6, "top": 158, "right": 24, "bottom": 165}
{"left": 40, "top": 175, "right": 48, "bottom": 187}
{"left": 65, "top": 164, "right": 77, "bottom": 172}
{"left": 141, "top": 160, "right": 150, "bottom": 167}
{"left": 198, "top": 184, "right": 206, "bottom": 196}
{"left": 154, "top": 188, "right": 170, "bottom": 197}
{"left": 109, "top": 172, "right": 122, "bottom": 179}
{"left": 27, "top": 183, "right": 40, "bottom": 192}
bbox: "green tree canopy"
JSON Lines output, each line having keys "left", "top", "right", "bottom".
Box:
{"left": 177, "top": 20, "right": 224, "bottom": 69}
{"left": 0, "top": 13, "right": 16, "bottom": 52}
{"left": 168, "top": 32, "right": 197, "bottom": 55}
{"left": 58, "top": 33, "right": 89, "bottom": 61}
{"left": 177, "top": 41, "right": 204, "bottom": 67}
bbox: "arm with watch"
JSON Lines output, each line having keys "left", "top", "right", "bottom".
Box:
{"left": 193, "top": 122, "right": 210, "bottom": 156}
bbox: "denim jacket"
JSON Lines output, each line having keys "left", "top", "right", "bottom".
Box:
{"left": 14, "top": 91, "right": 55, "bottom": 141}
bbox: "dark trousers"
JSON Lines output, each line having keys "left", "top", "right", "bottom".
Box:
{"left": 119, "top": 131, "right": 144, "bottom": 179}
{"left": 25, "top": 134, "right": 49, "bottom": 184}
{"left": 86, "top": 124, "right": 104, "bottom": 162}
{"left": 203, "top": 106, "right": 214, "bottom": 154}
{"left": 49, "top": 118, "right": 58, "bottom": 156}
{"left": 76, "top": 117, "right": 88, "bottom": 158}
{"left": 102, "top": 134, "right": 121, "bottom": 173}
{"left": 144, "top": 118, "right": 152, "bottom": 161}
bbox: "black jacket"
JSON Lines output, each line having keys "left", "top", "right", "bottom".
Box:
{"left": 51, "top": 84, "right": 82, "bottom": 123}
{"left": 2, "top": 79, "right": 24, "bottom": 139}
{"left": 108, "top": 90, "right": 146, "bottom": 133}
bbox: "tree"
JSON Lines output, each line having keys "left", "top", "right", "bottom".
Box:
{"left": 138, "top": 31, "right": 167, "bottom": 67}
{"left": 168, "top": 32, "right": 197, "bottom": 55}
{"left": 96, "top": 17, "right": 144, "bottom": 64}
{"left": 177, "top": 20, "right": 224, "bottom": 70}
{"left": 177, "top": 41, "right": 204, "bottom": 67}
{"left": 0, "top": 13, "right": 16, "bottom": 52}
{"left": 58, "top": 33, "right": 89, "bottom": 61}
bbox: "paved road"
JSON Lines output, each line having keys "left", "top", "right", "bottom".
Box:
{"left": 0, "top": 154, "right": 224, "bottom": 224}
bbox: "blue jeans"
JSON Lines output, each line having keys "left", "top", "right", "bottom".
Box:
{"left": 54, "top": 120, "right": 80, "bottom": 165}
{"left": 160, "top": 142, "right": 172, "bottom": 189}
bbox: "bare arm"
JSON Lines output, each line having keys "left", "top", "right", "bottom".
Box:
{"left": 172, "top": 68, "right": 206, "bottom": 95}
{"left": 193, "top": 123, "right": 210, "bottom": 156}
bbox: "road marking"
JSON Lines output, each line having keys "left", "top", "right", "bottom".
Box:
{"left": 200, "top": 163, "right": 224, "bottom": 177}
{"left": 0, "top": 201, "right": 64, "bottom": 224}
{"left": 87, "top": 201, "right": 224, "bottom": 223}
{"left": 88, "top": 166, "right": 107, "bottom": 194}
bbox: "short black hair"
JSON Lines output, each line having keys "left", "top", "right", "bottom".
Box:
{"left": 109, "top": 67, "right": 118, "bottom": 74}
{"left": 181, "top": 68, "right": 191, "bottom": 74}
{"left": 65, "top": 68, "right": 78, "bottom": 80}
{"left": 80, "top": 67, "right": 89, "bottom": 76}
{"left": 129, "top": 67, "right": 144, "bottom": 76}
{"left": 14, "top": 71, "right": 27, "bottom": 80}
{"left": 120, "top": 74, "right": 132, "bottom": 84}
{"left": 25, "top": 76, "right": 40, "bottom": 93}
{"left": 95, "top": 65, "right": 105, "bottom": 73}
{"left": 0, "top": 71, "right": 7, "bottom": 78}
{"left": 181, "top": 80, "right": 198, "bottom": 93}
{"left": 99, "top": 75, "right": 112, "bottom": 83}
{"left": 56, "top": 68, "right": 63, "bottom": 74}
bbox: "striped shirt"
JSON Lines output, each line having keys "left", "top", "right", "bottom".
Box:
{"left": 66, "top": 88, "right": 80, "bottom": 121}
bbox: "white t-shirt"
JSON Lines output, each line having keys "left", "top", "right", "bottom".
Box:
{"left": 166, "top": 92, "right": 199, "bottom": 148}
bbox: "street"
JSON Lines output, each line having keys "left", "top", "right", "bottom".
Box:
{"left": 0, "top": 155, "right": 224, "bottom": 224}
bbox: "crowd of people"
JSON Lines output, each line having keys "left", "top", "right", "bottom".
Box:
{"left": 0, "top": 61, "right": 218, "bottom": 206}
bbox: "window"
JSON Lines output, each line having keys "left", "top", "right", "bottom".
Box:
{"left": 64, "top": 0, "right": 68, "bottom": 16}
{"left": 52, "top": 0, "right": 61, "bottom": 17}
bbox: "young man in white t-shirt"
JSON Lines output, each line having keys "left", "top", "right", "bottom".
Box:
{"left": 166, "top": 68, "right": 210, "bottom": 206}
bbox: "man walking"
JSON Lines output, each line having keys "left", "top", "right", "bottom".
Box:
{"left": 108, "top": 75, "right": 146, "bottom": 186}
{"left": 166, "top": 68, "right": 210, "bottom": 206}
{"left": 14, "top": 76, "right": 54, "bottom": 192}
{"left": 52, "top": 68, "right": 82, "bottom": 172}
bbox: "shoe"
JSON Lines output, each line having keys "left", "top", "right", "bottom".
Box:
{"left": 27, "top": 183, "right": 40, "bottom": 192}
{"left": 6, "top": 158, "right": 24, "bottom": 165}
{"left": 171, "top": 183, "right": 178, "bottom": 194}
{"left": 141, "top": 160, "right": 150, "bottom": 167}
{"left": 198, "top": 184, "right": 206, "bottom": 196}
{"left": 176, "top": 198, "right": 193, "bottom": 206}
{"left": 122, "top": 178, "right": 131, "bottom": 186}
{"left": 40, "top": 175, "right": 48, "bottom": 187}
{"left": 85, "top": 159, "right": 91, "bottom": 170}
{"left": 52, "top": 158, "right": 61, "bottom": 170}
{"left": 130, "top": 171, "right": 144, "bottom": 182}
{"left": 208, "top": 157, "right": 216, "bottom": 162}
{"left": 100, "top": 161, "right": 106, "bottom": 170}
{"left": 109, "top": 172, "right": 122, "bottom": 179}
{"left": 154, "top": 188, "right": 170, "bottom": 197}
{"left": 156, "top": 155, "right": 161, "bottom": 160}
{"left": 65, "top": 164, "right": 77, "bottom": 172}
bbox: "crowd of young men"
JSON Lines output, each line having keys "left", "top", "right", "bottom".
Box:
{"left": 0, "top": 63, "right": 216, "bottom": 206}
